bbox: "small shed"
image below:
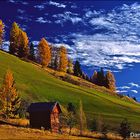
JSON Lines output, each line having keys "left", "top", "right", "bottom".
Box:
{"left": 28, "top": 102, "right": 62, "bottom": 132}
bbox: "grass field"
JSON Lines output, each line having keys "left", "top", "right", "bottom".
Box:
{"left": 0, "top": 51, "right": 140, "bottom": 131}
{"left": 0, "top": 125, "right": 93, "bottom": 139}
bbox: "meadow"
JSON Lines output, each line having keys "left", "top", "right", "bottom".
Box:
{"left": 0, "top": 51, "right": 140, "bottom": 131}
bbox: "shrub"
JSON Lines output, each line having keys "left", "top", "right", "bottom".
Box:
{"left": 119, "top": 118, "right": 131, "bottom": 140}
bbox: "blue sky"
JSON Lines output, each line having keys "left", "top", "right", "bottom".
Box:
{"left": 1, "top": 0, "right": 140, "bottom": 100}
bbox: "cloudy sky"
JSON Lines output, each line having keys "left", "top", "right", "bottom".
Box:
{"left": 1, "top": 0, "right": 140, "bottom": 100}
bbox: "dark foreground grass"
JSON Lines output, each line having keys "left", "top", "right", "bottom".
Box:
{"left": 0, "top": 51, "right": 140, "bottom": 131}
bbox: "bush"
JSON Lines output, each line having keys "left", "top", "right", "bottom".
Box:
{"left": 17, "top": 99, "right": 30, "bottom": 118}
{"left": 119, "top": 118, "right": 131, "bottom": 140}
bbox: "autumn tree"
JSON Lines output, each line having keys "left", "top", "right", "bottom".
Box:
{"left": 79, "top": 100, "right": 87, "bottom": 136}
{"left": 91, "top": 70, "right": 97, "bottom": 84}
{"left": 9, "top": 22, "right": 20, "bottom": 55}
{"left": 74, "top": 60, "right": 82, "bottom": 77}
{"left": 97, "top": 68, "right": 105, "bottom": 86}
{"left": 59, "top": 46, "right": 68, "bottom": 72}
{"left": 38, "top": 38, "right": 51, "bottom": 67}
{"left": 29, "top": 42, "right": 35, "bottom": 61}
{"left": 105, "top": 70, "right": 116, "bottom": 91}
{"left": 0, "top": 70, "right": 21, "bottom": 118}
{"left": 0, "top": 20, "right": 4, "bottom": 49}
{"left": 67, "top": 59, "right": 74, "bottom": 74}
{"left": 18, "top": 29, "right": 29, "bottom": 58}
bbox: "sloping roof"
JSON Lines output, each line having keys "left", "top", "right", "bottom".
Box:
{"left": 27, "top": 102, "right": 62, "bottom": 113}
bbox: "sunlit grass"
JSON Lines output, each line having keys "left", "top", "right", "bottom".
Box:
{"left": 0, "top": 51, "right": 140, "bottom": 131}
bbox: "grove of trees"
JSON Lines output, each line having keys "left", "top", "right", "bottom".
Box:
{"left": 0, "top": 20, "right": 116, "bottom": 92}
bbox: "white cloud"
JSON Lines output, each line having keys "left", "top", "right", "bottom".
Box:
{"left": 53, "top": 12, "right": 82, "bottom": 25}
{"left": 35, "top": 17, "right": 51, "bottom": 24}
{"left": 49, "top": 1, "right": 66, "bottom": 8}
{"left": 131, "top": 90, "right": 138, "bottom": 94}
{"left": 116, "top": 90, "right": 128, "bottom": 93}
{"left": 8, "top": 0, "right": 28, "bottom": 5}
{"left": 17, "top": 9, "right": 25, "bottom": 14}
{"left": 64, "top": 3, "right": 140, "bottom": 70}
{"left": 70, "top": 33, "right": 140, "bottom": 69}
{"left": 21, "top": 1, "right": 28, "bottom": 5}
{"left": 34, "top": 5, "right": 45, "bottom": 10}
{"left": 2, "top": 41, "right": 9, "bottom": 51}
{"left": 18, "top": 16, "right": 32, "bottom": 22}
{"left": 32, "top": 41, "right": 39, "bottom": 46}
{"left": 8, "top": 0, "right": 15, "bottom": 3}
{"left": 129, "top": 82, "right": 140, "bottom": 88}
{"left": 117, "top": 86, "right": 131, "bottom": 90}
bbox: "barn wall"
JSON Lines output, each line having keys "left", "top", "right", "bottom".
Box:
{"left": 50, "top": 106, "right": 60, "bottom": 133}
{"left": 30, "top": 111, "right": 51, "bottom": 129}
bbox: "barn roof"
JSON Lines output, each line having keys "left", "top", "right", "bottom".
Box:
{"left": 27, "top": 102, "right": 62, "bottom": 113}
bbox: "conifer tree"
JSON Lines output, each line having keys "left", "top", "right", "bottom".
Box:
{"left": 79, "top": 100, "right": 87, "bottom": 136}
{"left": 0, "top": 70, "right": 21, "bottom": 118}
{"left": 18, "top": 29, "right": 29, "bottom": 58}
{"left": 67, "top": 59, "right": 74, "bottom": 74}
{"left": 54, "top": 55, "right": 59, "bottom": 70}
{"left": 59, "top": 46, "right": 68, "bottom": 72}
{"left": 105, "top": 70, "right": 116, "bottom": 91}
{"left": 29, "top": 42, "right": 35, "bottom": 61}
{"left": 119, "top": 118, "right": 131, "bottom": 140}
{"left": 0, "top": 20, "right": 4, "bottom": 49}
{"left": 9, "top": 22, "right": 20, "bottom": 55}
{"left": 74, "top": 60, "right": 82, "bottom": 77}
{"left": 38, "top": 38, "right": 51, "bottom": 67}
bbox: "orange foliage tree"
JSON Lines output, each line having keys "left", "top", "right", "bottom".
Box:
{"left": 0, "top": 70, "right": 21, "bottom": 118}
{"left": 38, "top": 38, "right": 51, "bottom": 67}
{"left": 105, "top": 70, "right": 116, "bottom": 91}
{"left": 59, "top": 46, "right": 68, "bottom": 72}
{"left": 9, "top": 22, "right": 20, "bottom": 55}
{"left": 18, "top": 29, "right": 29, "bottom": 58}
{"left": 0, "top": 20, "right": 5, "bottom": 49}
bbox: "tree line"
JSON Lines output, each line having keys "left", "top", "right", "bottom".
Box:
{"left": 0, "top": 20, "right": 116, "bottom": 91}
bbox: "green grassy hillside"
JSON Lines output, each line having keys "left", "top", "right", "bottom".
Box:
{"left": 0, "top": 51, "right": 140, "bottom": 131}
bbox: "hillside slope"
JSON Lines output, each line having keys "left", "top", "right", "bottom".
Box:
{"left": 0, "top": 51, "right": 140, "bottom": 131}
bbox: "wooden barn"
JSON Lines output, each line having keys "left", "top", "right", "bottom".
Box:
{"left": 27, "top": 102, "right": 62, "bottom": 133}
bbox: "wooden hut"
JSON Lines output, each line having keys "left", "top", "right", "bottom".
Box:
{"left": 28, "top": 102, "right": 62, "bottom": 132}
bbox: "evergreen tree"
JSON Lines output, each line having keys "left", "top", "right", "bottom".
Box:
{"left": 97, "top": 68, "right": 105, "bottom": 86}
{"left": 67, "top": 102, "right": 76, "bottom": 115}
{"left": 0, "top": 70, "right": 21, "bottom": 118}
{"left": 38, "top": 38, "right": 51, "bottom": 67}
{"left": 105, "top": 70, "right": 116, "bottom": 91}
{"left": 9, "top": 22, "right": 20, "bottom": 55}
{"left": 0, "top": 20, "right": 4, "bottom": 49}
{"left": 74, "top": 60, "right": 82, "bottom": 77}
{"left": 82, "top": 72, "right": 86, "bottom": 80}
{"left": 133, "top": 97, "right": 137, "bottom": 102}
{"left": 59, "top": 46, "right": 68, "bottom": 72}
{"left": 85, "top": 74, "right": 89, "bottom": 81}
{"left": 119, "top": 118, "right": 131, "bottom": 140}
{"left": 67, "top": 59, "right": 74, "bottom": 74}
{"left": 79, "top": 100, "right": 87, "bottom": 136}
{"left": 54, "top": 55, "right": 59, "bottom": 70}
{"left": 67, "top": 103, "right": 77, "bottom": 135}
{"left": 18, "top": 29, "right": 29, "bottom": 58}
{"left": 91, "top": 70, "right": 97, "bottom": 84}
{"left": 29, "top": 42, "right": 35, "bottom": 61}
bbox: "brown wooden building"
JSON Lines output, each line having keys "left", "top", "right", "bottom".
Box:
{"left": 28, "top": 102, "right": 62, "bottom": 133}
